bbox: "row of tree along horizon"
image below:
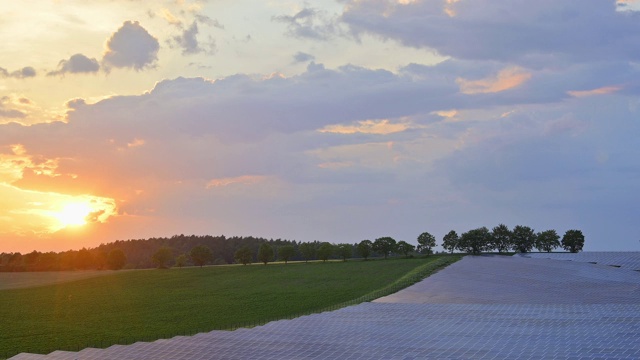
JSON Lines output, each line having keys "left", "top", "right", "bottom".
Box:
{"left": 0, "top": 225, "right": 585, "bottom": 272}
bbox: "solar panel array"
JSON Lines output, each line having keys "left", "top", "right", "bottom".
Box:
{"left": 521, "top": 251, "right": 640, "bottom": 271}
{"left": 10, "top": 255, "right": 640, "bottom": 360}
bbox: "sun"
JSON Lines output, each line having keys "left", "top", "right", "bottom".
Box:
{"left": 56, "top": 203, "right": 93, "bottom": 227}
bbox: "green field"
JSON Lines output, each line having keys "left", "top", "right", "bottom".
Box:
{"left": 0, "top": 270, "right": 119, "bottom": 291}
{"left": 0, "top": 255, "right": 461, "bottom": 358}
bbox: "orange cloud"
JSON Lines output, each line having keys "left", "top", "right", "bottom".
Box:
{"left": 206, "top": 175, "right": 267, "bottom": 188}
{"left": 161, "top": 8, "right": 182, "bottom": 26}
{"left": 444, "top": 0, "right": 461, "bottom": 17}
{"left": 457, "top": 67, "right": 532, "bottom": 94}
{"left": 567, "top": 86, "right": 622, "bottom": 98}
{"left": 432, "top": 109, "right": 459, "bottom": 121}
{"left": 319, "top": 119, "right": 409, "bottom": 135}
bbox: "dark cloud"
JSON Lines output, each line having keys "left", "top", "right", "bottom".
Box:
{"left": 175, "top": 22, "right": 201, "bottom": 54}
{"left": 194, "top": 15, "right": 224, "bottom": 29}
{"left": 172, "top": 21, "right": 216, "bottom": 55}
{"left": 292, "top": 51, "right": 315, "bottom": 63}
{"left": 102, "top": 21, "right": 159, "bottom": 70}
{"left": 273, "top": 7, "right": 340, "bottom": 40}
{"left": 0, "top": 66, "right": 36, "bottom": 79}
{"left": 48, "top": 54, "right": 100, "bottom": 76}
{"left": 341, "top": 0, "right": 640, "bottom": 65}
{"left": 0, "top": 97, "right": 27, "bottom": 119}
{"left": 0, "top": 108, "right": 26, "bottom": 119}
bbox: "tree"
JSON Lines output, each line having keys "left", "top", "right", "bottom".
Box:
{"left": 373, "top": 237, "right": 397, "bottom": 259}
{"left": 511, "top": 225, "right": 536, "bottom": 253}
{"left": 23, "top": 251, "right": 40, "bottom": 268}
{"left": 257, "top": 243, "right": 274, "bottom": 265}
{"left": 442, "top": 230, "right": 459, "bottom": 254}
{"left": 317, "top": 242, "right": 334, "bottom": 262}
{"left": 234, "top": 246, "right": 253, "bottom": 265}
{"left": 357, "top": 240, "right": 373, "bottom": 260}
{"left": 190, "top": 245, "right": 213, "bottom": 267}
{"left": 175, "top": 254, "right": 188, "bottom": 268}
{"left": 75, "top": 248, "right": 94, "bottom": 270}
{"left": 416, "top": 232, "right": 436, "bottom": 255}
{"left": 562, "top": 229, "right": 585, "bottom": 253}
{"left": 459, "top": 227, "right": 490, "bottom": 255}
{"left": 152, "top": 246, "right": 173, "bottom": 268}
{"left": 536, "top": 230, "right": 560, "bottom": 252}
{"left": 490, "top": 224, "right": 512, "bottom": 253}
{"left": 107, "top": 249, "right": 126, "bottom": 270}
{"left": 278, "top": 245, "right": 296, "bottom": 264}
{"left": 397, "top": 241, "right": 415, "bottom": 258}
{"left": 299, "top": 242, "right": 316, "bottom": 263}
{"left": 336, "top": 244, "right": 353, "bottom": 261}
{"left": 94, "top": 250, "right": 109, "bottom": 270}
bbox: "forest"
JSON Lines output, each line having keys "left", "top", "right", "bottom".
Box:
{"left": 0, "top": 225, "right": 585, "bottom": 272}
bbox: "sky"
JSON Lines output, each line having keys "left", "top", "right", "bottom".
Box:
{"left": 1, "top": 0, "right": 639, "bottom": 253}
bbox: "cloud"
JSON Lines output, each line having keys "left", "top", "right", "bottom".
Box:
{"left": 195, "top": 14, "right": 224, "bottom": 29}
{"left": 319, "top": 119, "right": 411, "bottom": 135}
{"left": 48, "top": 54, "right": 100, "bottom": 76}
{"left": 1, "top": 55, "right": 639, "bottom": 251}
{"left": 172, "top": 21, "right": 216, "bottom": 55}
{"left": 341, "top": 0, "right": 640, "bottom": 65}
{"left": 456, "top": 67, "right": 532, "bottom": 94}
{"left": 0, "top": 107, "right": 26, "bottom": 119}
{"left": 292, "top": 51, "right": 315, "bottom": 63}
{"left": 273, "top": 7, "right": 340, "bottom": 40}
{"left": 206, "top": 175, "right": 268, "bottom": 188}
{"left": 0, "top": 97, "right": 27, "bottom": 120}
{"left": 568, "top": 85, "right": 623, "bottom": 98}
{"left": 0, "top": 66, "right": 36, "bottom": 79}
{"left": 102, "top": 21, "right": 160, "bottom": 71}
{"left": 161, "top": 8, "right": 182, "bottom": 26}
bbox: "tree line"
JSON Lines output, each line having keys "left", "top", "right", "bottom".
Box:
{"left": 0, "top": 226, "right": 585, "bottom": 272}
{"left": 439, "top": 225, "right": 585, "bottom": 255}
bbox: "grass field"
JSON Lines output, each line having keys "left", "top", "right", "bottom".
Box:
{"left": 0, "top": 270, "right": 120, "bottom": 291}
{"left": 0, "top": 255, "right": 461, "bottom": 358}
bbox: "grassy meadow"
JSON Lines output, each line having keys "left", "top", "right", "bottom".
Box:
{"left": 0, "top": 255, "right": 461, "bottom": 357}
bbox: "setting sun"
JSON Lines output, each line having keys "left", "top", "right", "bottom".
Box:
{"left": 56, "top": 203, "right": 93, "bottom": 227}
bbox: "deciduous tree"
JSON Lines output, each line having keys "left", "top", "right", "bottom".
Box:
{"left": 535, "top": 230, "right": 560, "bottom": 252}
{"left": 107, "top": 249, "right": 126, "bottom": 270}
{"left": 416, "top": 232, "right": 436, "bottom": 255}
{"left": 299, "top": 242, "right": 316, "bottom": 263}
{"left": 175, "top": 254, "right": 188, "bottom": 267}
{"left": 317, "top": 242, "right": 334, "bottom": 262}
{"left": 511, "top": 225, "right": 536, "bottom": 253}
{"left": 397, "top": 241, "right": 415, "bottom": 258}
{"left": 373, "top": 237, "right": 397, "bottom": 259}
{"left": 234, "top": 246, "right": 253, "bottom": 265}
{"left": 459, "top": 227, "right": 490, "bottom": 255}
{"left": 152, "top": 246, "right": 173, "bottom": 268}
{"left": 278, "top": 245, "right": 296, "bottom": 264}
{"left": 75, "top": 248, "right": 94, "bottom": 270}
{"left": 258, "top": 243, "right": 275, "bottom": 265}
{"left": 357, "top": 240, "right": 373, "bottom": 260}
{"left": 336, "top": 244, "right": 353, "bottom": 261}
{"left": 562, "top": 229, "right": 585, "bottom": 253}
{"left": 190, "top": 245, "right": 213, "bottom": 267}
{"left": 442, "top": 230, "right": 459, "bottom": 254}
{"left": 490, "top": 224, "right": 512, "bottom": 253}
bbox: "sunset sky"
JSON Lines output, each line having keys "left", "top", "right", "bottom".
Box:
{"left": 1, "top": 0, "right": 639, "bottom": 253}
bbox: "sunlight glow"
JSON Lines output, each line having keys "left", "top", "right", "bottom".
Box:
{"left": 55, "top": 203, "right": 93, "bottom": 227}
